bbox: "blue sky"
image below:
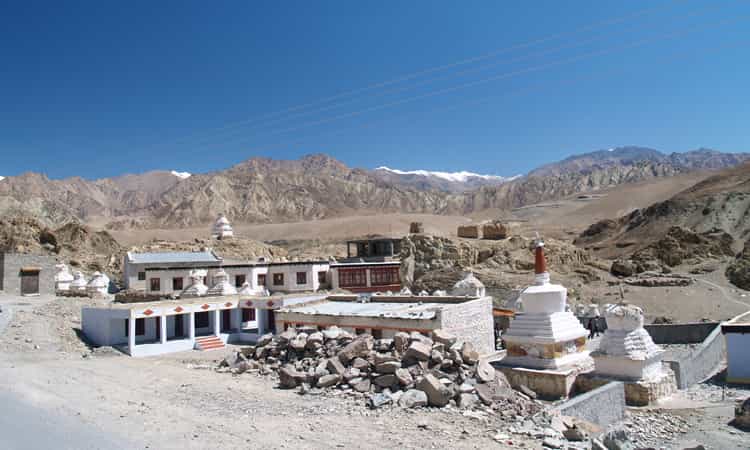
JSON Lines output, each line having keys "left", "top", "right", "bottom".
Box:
{"left": 1, "top": 0, "right": 748, "bottom": 179}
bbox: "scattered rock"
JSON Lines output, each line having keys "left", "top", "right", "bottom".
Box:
{"left": 398, "top": 389, "right": 428, "bottom": 408}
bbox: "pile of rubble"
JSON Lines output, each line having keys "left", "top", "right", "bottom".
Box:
{"left": 219, "top": 327, "right": 539, "bottom": 414}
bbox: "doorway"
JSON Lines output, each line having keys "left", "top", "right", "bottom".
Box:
{"left": 221, "top": 309, "right": 232, "bottom": 332}
{"left": 20, "top": 269, "right": 40, "bottom": 296}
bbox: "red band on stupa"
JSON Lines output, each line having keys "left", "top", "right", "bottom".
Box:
{"left": 535, "top": 243, "right": 547, "bottom": 275}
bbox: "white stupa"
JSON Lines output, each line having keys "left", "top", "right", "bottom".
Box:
{"left": 451, "top": 271, "right": 486, "bottom": 297}
{"left": 86, "top": 272, "right": 109, "bottom": 297}
{"left": 238, "top": 281, "right": 254, "bottom": 297}
{"left": 181, "top": 269, "right": 209, "bottom": 298}
{"left": 54, "top": 264, "right": 74, "bottom": 292}
{"left": 211, "top": 214, "right": 234, "bottom": 240}
{"left": 593, "top": 303, "right": 666, "bottom": 381}
{"left": 206, "top": 269, "right": 238, "bottom": 297}
{"left": 501, "top": 240, "right": 593, "bottom": 371}
{"left": 70, "top": 271, "right": 88, "bottom": 293}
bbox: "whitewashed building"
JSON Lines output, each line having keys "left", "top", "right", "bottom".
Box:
{"left": 722, "top": 310, "right": 750, "bottom": 384}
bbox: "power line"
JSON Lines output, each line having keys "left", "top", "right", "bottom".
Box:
{"left": 192, "top": 10, "right": 746, "bottom": 150}
{"left": 146, "top": 0, "right": 690, "bottom": 150}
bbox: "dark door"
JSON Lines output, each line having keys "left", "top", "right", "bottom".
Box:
{"left": 174, "top": 314, "right": 184, "bottom": 338}
{"left": 20, "top": 271, "right": 40, "bottom": 295}
{"left": 222, "top": 309, "right": 232, "bottom": 332}
{"left": 267, "top": 310, "right": 276, "bottom": 333}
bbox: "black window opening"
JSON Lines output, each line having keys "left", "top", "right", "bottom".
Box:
{"left": 317, "top": 271, "right": 327, "bottom": 284}
{"left": 150, "top": 278, "right": 160, "bottom": 292}
{"left": 273, "top": 273, "right": 284, "bottom": 286}
{"left": 296, "top": 271, "right": 307, "bottom": 285}
{"left": 173, "top": 277, "right": 183, "bottom": 291}
{"left": 257, "top": 274, "right": 266, "bottom": 286}
{"left": 195, "top": 311, "right": 210, "bottom": 329}
{"left": 138, "top": 272, "right": 146, "bottom": 281}
{"left": 235, "top": 274, "right": 246, "bottom": 288}
{"left": 125, "top": 318, "right": 146, "bottom": 337}
{"left": 242, "top": 308, "right": 256, "bottom": 322}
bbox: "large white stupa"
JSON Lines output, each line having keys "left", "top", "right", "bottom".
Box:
{"left": 86, "top": 272, "right": 109, "bottom": 297}
{"left": 501, "top": 241, "right": 592, "bottom": 371}
{"left": 70, "top": 271, "right": 88, "bottom": 293}
{"left": 206, "top": 269, "right": 238, "bottom": 297}
{"left": 181, "top": 269, "right": 209, "bottom": 298}
{"left": 211, "top": 214, "right": 234, "bottom": 240}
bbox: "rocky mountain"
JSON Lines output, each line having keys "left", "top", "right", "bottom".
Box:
{"left": 1, "top": 148, "right": 748, "bottom": 228}
{"left": 372, "top": 166, "right": 516, "bottom": 193}
{"left": 574, "top": 162, "right": 750, "bottom": 289}
{"left": 462, "top": 147, "right": 750, "bottom": 212}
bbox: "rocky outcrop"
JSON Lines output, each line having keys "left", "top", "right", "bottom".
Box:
{"left": 727, "top": 241, "right": 750, "bottom": 291}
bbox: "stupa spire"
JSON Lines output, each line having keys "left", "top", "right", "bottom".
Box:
{"left": 534, "top": 239, "right": 550, "bottom": 285}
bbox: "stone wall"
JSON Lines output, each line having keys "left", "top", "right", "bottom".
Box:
{"left": 554, "top": 381, "right": 626, "bottom": 427}
{"left": 439, "top": 296, "right": 495, "bottom": 355}
{"left": 457, "top": 225, "right": 480, "bottom": 239}
{"left": 645, "top": 322, "right": 719, "bottom": 344}
{"left": 0, "top": 253, "right": 57, "bottom": 295}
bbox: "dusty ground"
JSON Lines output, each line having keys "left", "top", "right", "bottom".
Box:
{"left": 0, "top": 294, "right": 541, "bottom": 449}
{"left": 1, "top": 293, "right": 748, "bottom": 449}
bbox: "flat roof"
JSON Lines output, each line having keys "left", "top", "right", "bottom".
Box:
{"left": 280, "top": 300, "right": 440, "bottom": 319}
{"left": 127, "top": 251, "right": 221, "bottom": 265}
{"left": 722, "top": 310, "right": 750, "bottom": 332}
{"left": 103, "top": 292, "right": 324, "bottom": 310}
{"left": 279, "top": 295, "right": 485, "bottom": 320}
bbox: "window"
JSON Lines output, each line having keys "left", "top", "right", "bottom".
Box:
{"left": 338, "top": 268, "right": 367, "bottom": 288}
{"left": 355, "top": 328, "right": 367, "bottom": 335}
{"left": 125, "top": 318, "right": 145, "bottom": 337}
{"left": 317, "top": 271, "right": 327, "bottom": 284}
{"left": 172, "top": 277, "right": 183, "bottom": 291}
{"left": 195, "top": 312, "right": 209, "bottom": 329}
{"left": 273, "top": 273, "right": 284, "bottom": 286}
{"left": 149, "top": 278, "right": 161, "bottom": 292}
{"left": 257, "top": 274, "right": 266, "bottom": 287}
{"left": 138, "top": 272, "right": 146, "bottom": 281}
{"left": 372, "top": 329, "right": 383, "bottom": 339}
{"left": 235, "top": 274, "right": 246, "bottom": 288}
{"left": 242, "top": 308, "right": 256, "bottom": 322}
{"left": 371, "top": 267, "right": 400, "bottom": 286}
{"left": 296, "top": 272, "right": 307, "bottom": 285}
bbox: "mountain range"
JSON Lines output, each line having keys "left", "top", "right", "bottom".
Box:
{"left": 1, "top": 147, "right": 747, "bottom": 228}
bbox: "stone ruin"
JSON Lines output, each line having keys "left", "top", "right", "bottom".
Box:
{"left": 409, "top": 222, "right": 424, "bottom": 234}
{"left": 457, "top": 221, "right": 511, "bottom": 240}
{"left": 457, "top": 224, "right": 480, "bottom": 239}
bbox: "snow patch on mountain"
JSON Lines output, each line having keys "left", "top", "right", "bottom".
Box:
{"left": 170, "top": 171, "right": 191, "bottom": 179}
{"left": 375, "top": 166, "right": 515, "bottom": 183}
{"left": 0, "top": 176, "right": 4, "bottom": 181}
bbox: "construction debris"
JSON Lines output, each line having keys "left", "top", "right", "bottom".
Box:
{"left": 217, "top": 326, "right": 541, "bottom": 415}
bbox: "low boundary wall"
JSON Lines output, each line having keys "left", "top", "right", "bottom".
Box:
{"left": 553, "top": 381, "right": 625, "bottom": 427}
{"left": 646, "top": 322, "right": 725, "bottom": 389}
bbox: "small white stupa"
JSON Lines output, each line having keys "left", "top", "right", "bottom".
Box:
{"left": 500, "top": 239, "right": 593, "bottom": 397}
{"left": 86, "top": 272, "right": 109, "bottom": 297}
{"left": 54, "top": 264, "right": 74, "bottom": 292}
{"left": 211, "top": 214, "right": 234, "bottom": 240}
{"left": 451, "top": 271, "right": 486, "bottom": 297}
{"left": 238, "top": 281, "right": 254, "bottom": 297}
{"left": 206, "top": 269, "right": 238, "bottom": 297}
{"left": 590, "top": 302, "right": 676, "bottom": 405}
{"left": 70, "top": 271, "right": 88, "bottom": 293}
{"left": 181, "top": 269, "right": 209, "bottom": 298}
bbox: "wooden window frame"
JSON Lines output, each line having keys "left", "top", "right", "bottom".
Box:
{"left": 149, "top": 278, "right": 161, "bottom": 292}
{"left": 235, "top": 274, "right": 246, "bottom": 288}
{"left": 338, "top": 268, "right": 367, "bottom": 288}
{"left": 296, "top": 271, "right": 307, "bottom": 285}
{"left": 172, "top": 277, "right": 183, "bottom": 291}
{"left": 273, "top": 273, "right": 284, "bottom": 286}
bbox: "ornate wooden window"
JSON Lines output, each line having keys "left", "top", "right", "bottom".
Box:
{"left": 371, "top": 267, "right": 400, "bottom": 286}
{"left": 296, "top": 272, "right": 307, "bottom": 285}
{"left": 338, "top": 268, "right": 367, "bottom": 287}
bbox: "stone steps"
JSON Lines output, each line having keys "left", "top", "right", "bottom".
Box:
{"left": 195, "top": 336, "right": 225, "bottom": 351}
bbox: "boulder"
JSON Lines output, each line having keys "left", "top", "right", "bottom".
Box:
{"left": 350, "top": 377, "right": 372, "bottom": 393}
{"left": 351, "top": 357, "right": 370, "bottom": 371}
{"left": 611, "top": 259, "right": 636, "bottom": 277}
{"left": 338, "top": 335, "right": 374, "bottom": 364}
{"left": 343, "top": 367, "right": 361, "bottom": 382}
{"left": 417, "top": 373, "right": 451, "bottom": 407}
{"left": 322, "top": 326, "right": 342, "bottom": 340}
{"left": 278, "top": 329, "right": 297, "bottom": 343}
{"left": 403, "top": 341, "right": 431, "bottom": 363}
{"left": 431, "top": 329, "right": 457, "bottom": 347}
{"left": 374, "top": 374, "right": 398, "bottom": 388}
{"left": 460, "top": 342, "right": 479, "bottom": 365}
{"left": 430, "top": 349, "right": 444, "bottom": 365}
{"left": 395, "top": 368, "right": 413, "bottom": 386}
{"left": 393, "top": 332, "right": 410, "bottom": 353}
{"left": 375, "top": 361, "right": 401, "bottom": 374}
{"left": 290, "top": 335, "right": 308, "bottom": 352}
{"left": 398, "top": 389, "right": 428, "bottom": 408}
{"left": 278, "top": 365, "right": 305, "bottom": 389}
{"left": 326, "top": 357, "right": 346, "bottom": 376}
{"left": 317, "top": 374, "right": 341, "bottom": 388}
{"left": 256, "top": 333, "right": 274, "bottom": 347}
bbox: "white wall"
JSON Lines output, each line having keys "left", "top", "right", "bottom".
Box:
{"left": 726, "top": 332, "right": 750, "bottom": 383}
